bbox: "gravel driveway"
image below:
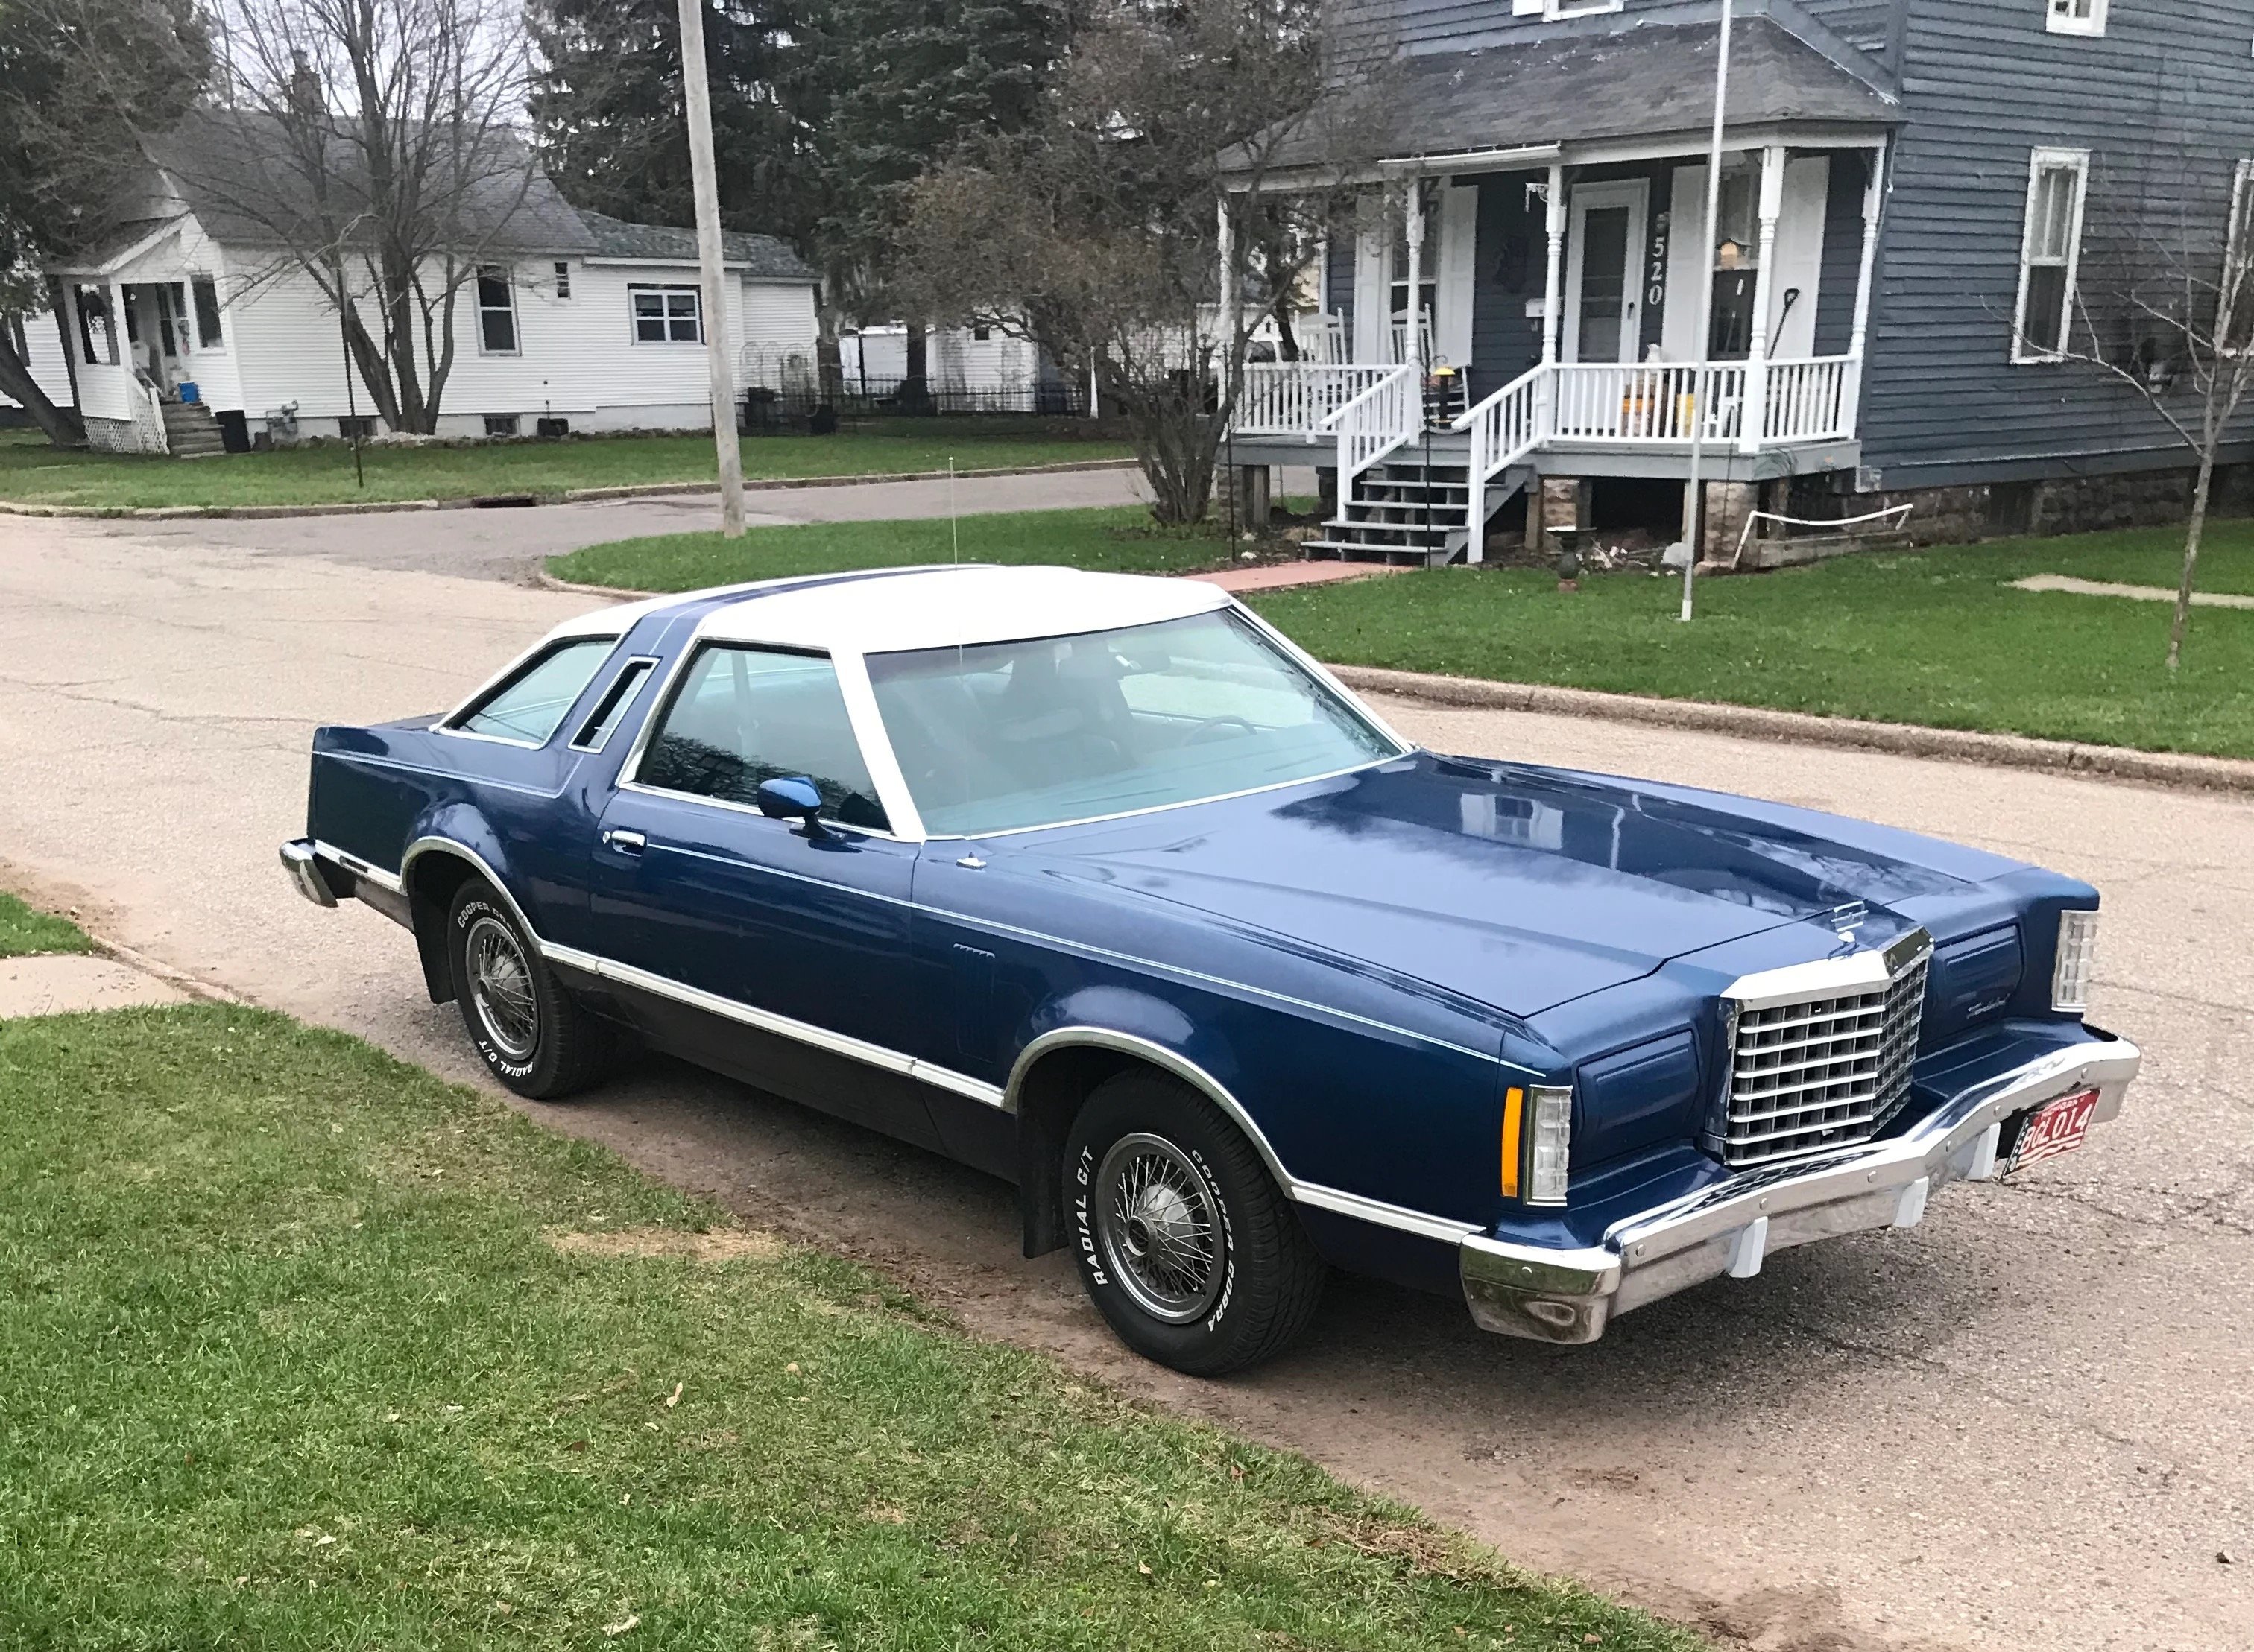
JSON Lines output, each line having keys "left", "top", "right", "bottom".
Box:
{"left": 1, "top": 510, "right": 2244, "bottom": 1652}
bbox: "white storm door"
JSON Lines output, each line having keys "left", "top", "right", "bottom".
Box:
{"left": 1563, "top": 180, "right": 1649, "bottom": 364}
{"left": 1434, "top": 182, "right": 1477, "bottom": 372}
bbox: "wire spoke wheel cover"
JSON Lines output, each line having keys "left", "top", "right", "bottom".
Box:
{"left": 464, "top": 914, "right": 540, "bottom": 1060}
{"left": 1094, "top": 1131, "right": 1226, "bottom": 1325}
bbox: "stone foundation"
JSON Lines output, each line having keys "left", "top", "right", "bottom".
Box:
{"left": 1781, "top": 463, "right": 2254, "bottom": 551}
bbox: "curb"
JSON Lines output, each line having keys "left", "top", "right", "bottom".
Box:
{"left": 1330, "top": 665, "right": 2254, "bottom": 797}
{"left": 538, "top": 572, "right": 657, "bottom": 601}
{"left": 0, "top": 458, "right": 1140, "bottom": 522}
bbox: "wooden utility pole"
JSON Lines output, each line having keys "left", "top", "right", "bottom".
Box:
{"left": 676, "top": 0, "right": 745, "bottom": 536}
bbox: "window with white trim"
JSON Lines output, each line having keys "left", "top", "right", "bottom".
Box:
{"left": 2224, "top": 160, "right": 2254, "bottom": 355}
{"left": 476, "top": 266, "right": 518, "bottom": 354}
{"left": 553, "top": 260, "right": 572, "bottom": 300}
{"left": 2013, "top": 148, "right": 2090, "bottom": 363}
{"left": 72, "top": 285, "right": 118, "bottom": 365}
{"left": 2046, "top": 0, "right": 2106, "bottom": 37}
{"left": 631, "top": 285, "right": 702, "bottom": 344}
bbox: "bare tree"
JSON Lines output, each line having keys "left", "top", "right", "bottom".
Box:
{"left": 902, "top": 0, "right": 1371, "bottom": 524}
{"left": 2050, "top": 156, "right": 2254, "bottom": 671}
{"left": 189, "top": 0, "right": 547, "bottom": 431}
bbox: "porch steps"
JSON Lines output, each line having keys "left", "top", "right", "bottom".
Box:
{"left": 1303, "top": 458, "right": 1529, "bottom": 568}
{"left": 161, "top": 399, "right": 227, "bottom": 459}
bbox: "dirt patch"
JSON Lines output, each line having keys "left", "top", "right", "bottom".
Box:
{"left": 545, "top": 1225, "right": 786, "bottom": 1263}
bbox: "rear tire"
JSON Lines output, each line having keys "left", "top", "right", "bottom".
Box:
{"left": 446, "top": 879, "right": 610, "bottom": 1099}
{"left": 1064, "top": 1069, "right": 1327, "bottom": 1376}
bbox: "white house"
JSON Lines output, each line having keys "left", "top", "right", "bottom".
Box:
{"left": 0, "top": 312, "right": 77, "bottom": 422}
{"left": 40, "top": 110, "right": 821, "bottom": 455}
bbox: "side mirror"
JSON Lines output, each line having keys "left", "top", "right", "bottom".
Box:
{"left": 757, "top": 775, "right": 829, "bottom": 837}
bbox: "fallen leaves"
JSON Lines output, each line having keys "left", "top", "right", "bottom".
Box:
{"left": 664, "top": 1382, "right": 683, "bottom": 1409}
{"left": 602, "top": 1611, "right": 640, "bottom": 1636}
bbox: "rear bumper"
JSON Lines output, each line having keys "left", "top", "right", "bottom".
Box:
{"left": 1459, "top": 1032, "right": 2141, "bottom": 1344}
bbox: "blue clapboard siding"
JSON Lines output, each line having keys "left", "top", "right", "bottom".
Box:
{"left": 1854, "top": 1, "right": 2254, "bottom": 485}
{"left": 1325, "top": 237, "right": 1356, "bottom": 338}
{"left": 1812, "top": 151, "right": 1871, "bottom": 358}
{"left": 1473, "top": 172, "right": 1548, "bottom": 393}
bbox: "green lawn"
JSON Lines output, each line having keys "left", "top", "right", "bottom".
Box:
{"left": 1247, "top": 520, "right": 2254, "bottom": 760}
{"left": 0, "top": 420, "right": 1131, "bottom": 510}
{"left": 0, "top": 890, "right": 92, "bottom": 958}
{"left": 0, "top": 1002, "right": 1699, "bottom": 1651}
{"left": 549, "top": 504, "right": 1248, "bottom": 589}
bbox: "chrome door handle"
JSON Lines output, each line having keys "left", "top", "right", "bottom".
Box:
{"left": 602, "top": 829, "right": 645, "bottom": 855}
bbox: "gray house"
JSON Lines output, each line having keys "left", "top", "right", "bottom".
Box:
{"left": 1219, "top": 1, "right": 2254, "bottom": 563}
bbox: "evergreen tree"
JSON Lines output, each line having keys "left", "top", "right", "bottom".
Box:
{"left": 810, "top": 0, "right": 1064, "bottom": 399}
{"left": 529, "top": 0, "right": 825, "bottom": 247}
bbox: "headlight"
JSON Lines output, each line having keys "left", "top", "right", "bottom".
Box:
{"left": 1527, "top": 1084, "right": 1573, "bottom": 1206}
{"left": 2052, "top": 909, "right": 2100, "bottom": 1013}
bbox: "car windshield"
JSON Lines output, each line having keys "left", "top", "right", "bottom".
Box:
{"left": 864, "top": 608, "right": 1401, "bottom": 836}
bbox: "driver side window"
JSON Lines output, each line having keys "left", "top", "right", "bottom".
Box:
{"left": 637, "top": 645, "right": 891, "bottom": 832}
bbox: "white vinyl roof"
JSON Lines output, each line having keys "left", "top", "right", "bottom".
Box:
{"left": 552, "top": 565, "right": 1234, "bottom": 655}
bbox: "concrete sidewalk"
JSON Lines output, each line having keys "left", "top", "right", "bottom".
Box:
{"left": 0, "top": 953, "right": 185, "bottom": 1017}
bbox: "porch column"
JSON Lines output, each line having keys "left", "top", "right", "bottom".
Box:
{"left": 1539, "top": 164, "right": 1565, "bottom": 367}
{"left": 1843, "top": 145, "right": 1887, "bottom": 442}
{"left": 1539, "top": 162, "right": 1565, "bottom": 443}
{"left": 1740, "top": 144, "right": 1787, "bottom": 455}
{"left": 1404, "top": 180, "right": 1426, "bottom": 374}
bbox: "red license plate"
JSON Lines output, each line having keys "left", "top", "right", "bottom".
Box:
{"left": 2010, "top": 1087, "right": 2101, "bottom": 1171}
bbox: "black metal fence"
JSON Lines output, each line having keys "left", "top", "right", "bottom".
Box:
{"left": 739, "top": 380, "right": 1091, "bottom": 433}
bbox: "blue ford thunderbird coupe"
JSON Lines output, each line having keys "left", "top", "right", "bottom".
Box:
{"left": 283, "top": 565, "right": 2139, "bottom": 1373}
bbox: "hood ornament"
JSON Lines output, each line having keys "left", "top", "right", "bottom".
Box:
{"left": 1822, "top": 899, "right": 1870, "bottom": 942}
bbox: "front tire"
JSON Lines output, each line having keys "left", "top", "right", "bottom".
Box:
{"left": 1065, "top": 1069, "right": 1327, "bottom": 1376}
{"left": 446, "top": 879, "right": 609, "bottom": 1099}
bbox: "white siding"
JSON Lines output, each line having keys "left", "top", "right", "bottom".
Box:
{"left": 222, "top": 251, "right": 815, "bottom": 432}
{"left": 1, "top": 311, "right": 76, "bottom": 410}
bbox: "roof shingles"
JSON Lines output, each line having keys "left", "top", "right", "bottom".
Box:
{"left": 1227, "top": 20, "right": 1898, "bottom": 175}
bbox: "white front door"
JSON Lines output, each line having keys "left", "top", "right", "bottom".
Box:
{"left": 1564, "top": 180, "right": 1650, "bottom": 364}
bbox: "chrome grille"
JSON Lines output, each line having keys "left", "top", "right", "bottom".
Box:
{"left": 1722, "top": 945, "right": 1931, "bottom": 1168}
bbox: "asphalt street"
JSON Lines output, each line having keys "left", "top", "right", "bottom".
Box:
{"left": 0, "top": 504, "right": 2244, "bottom": 1652}
{"left": 75, "top": 461, "right": 1160, "bottom": 582}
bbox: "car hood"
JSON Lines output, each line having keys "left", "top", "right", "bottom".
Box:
{"left": 997, "top": 753, "right": 2024, "bottom": 1018}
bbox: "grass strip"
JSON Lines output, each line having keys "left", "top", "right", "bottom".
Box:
{"left": 0, "top": 890, "right": 94, "bottom": 958}
{"left": 0, "top": 423, "right": 1131, "bottom": 510}
{"left": 0, "top": 1004, "right": 1702, "bottom": 1651}
{"left": 548, "top": 505, "right": 1248, "bottom": 589}
{"left": 1246, "top": 521, "right": 2254, "bottom": 760}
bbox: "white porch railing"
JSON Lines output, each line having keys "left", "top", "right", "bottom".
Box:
{"left": 1761, "top": 355, "right": 1854, "bottom": 443}
{"left": 1454, "top": 364, "right": 1547, "bottom": 564}
{"left": 1546, "top": 362, "right": 1748, "bottom": 444}
{"left": 1320, "top": 364, "right": 1420, "bottom": 489}
{"left": 1234, "top": 363, "right": 1401, "bottom": 435}
{"left": 1226, "top": 353, "right": 1862, "bottom": 563}
{"left": 1229, "top": 355, "right": 1858, "bottom": 449}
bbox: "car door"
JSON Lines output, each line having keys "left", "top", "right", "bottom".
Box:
{"left": 587, "top": 641, "right": 941, "bottom": 1148}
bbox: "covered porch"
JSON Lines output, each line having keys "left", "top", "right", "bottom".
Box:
{"left": 1217, "top": 18, "right": 1899, "bottom": 563}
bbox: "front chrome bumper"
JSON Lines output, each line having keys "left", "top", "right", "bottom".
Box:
{"left": 1459, "top": 1034, "right": 2141, "bottom": 1344}
{"left": 279, "top": 838, "right": 338, "bottom": 908}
